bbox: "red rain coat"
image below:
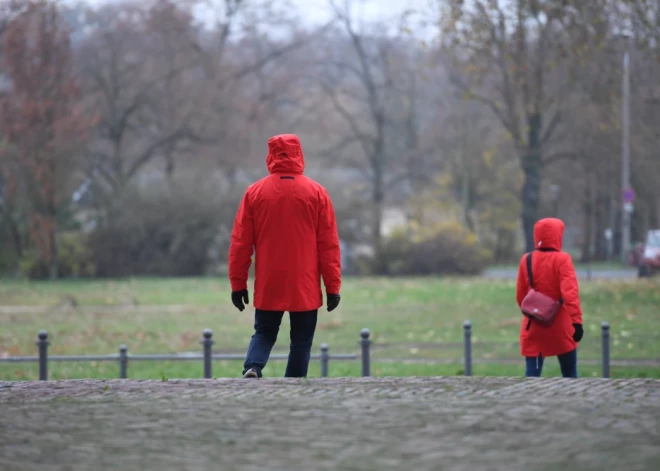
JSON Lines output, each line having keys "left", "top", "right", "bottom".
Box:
{"left": 516, "top": 218, "right": 583, "bottom": 357}
{"left": 228, "top": 134, "right": 341, "bottom": 312}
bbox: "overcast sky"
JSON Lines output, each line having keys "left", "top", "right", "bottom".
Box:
{"left": 64, "top": 0, "right": 435, "bottom": 39}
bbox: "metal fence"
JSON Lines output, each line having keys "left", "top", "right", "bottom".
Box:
{"left": 0, "top": 322, "right": 625, "bottom": 380}
{"left": 462, "top": 321, "right": 614, "bottom": 378}
{"left": 0, "top": 328, "right": 368, "bottom": 380}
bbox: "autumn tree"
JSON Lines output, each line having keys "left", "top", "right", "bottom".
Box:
{"left": 0, "top": 0, "right": 27, "bottom": 263}
{"left": 0, "top": 0, "right": 95, "bottom": 279}
{"left": 543, "top": 1, "right": 660, "bottom": 259}
{"left": 439, "top": 0, "right": 609, "bottom": 251}
{"left": 628, "top": 0, "right": 660, "bottom": 236}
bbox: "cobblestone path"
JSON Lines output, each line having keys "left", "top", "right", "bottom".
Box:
{"left": 1, "top": 377, "right": 659, "bottom": 471}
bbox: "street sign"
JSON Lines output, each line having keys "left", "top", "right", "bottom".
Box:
{"left": 604, "top": 228, "right": 613, "bottom": 240}
{"left": 623, "top": 187, "right": 635, "bottom": 204}
{"left": 624, "top": 202, "right": 634, "bottom": 213}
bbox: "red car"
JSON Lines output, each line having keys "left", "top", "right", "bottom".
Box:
{"left": 639, "top": 230, "right": 660, "bottom": 277}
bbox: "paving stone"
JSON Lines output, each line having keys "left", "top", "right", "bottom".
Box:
{"left": 0, "top": 377, "right": 659, "bottom": 471}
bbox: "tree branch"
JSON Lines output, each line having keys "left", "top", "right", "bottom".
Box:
{"left": 541, "top": 109, "right": 561, "bottom": 144}
{"left": 542, "top": 151, "right": 578, "bottom": 166}
{"left": 458, "top": 85, "right": 514, "bottom": 137}
{"left": 318, "top": 78, "right": 374, "bottom": 154}
{"left": 125, "top": 128, "right": 191, "bottom": 181}
{"left": 225, "top": 19, "right": 335, "bottom": 85}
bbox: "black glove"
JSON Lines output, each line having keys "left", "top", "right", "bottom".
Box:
{"left": 573, "top": 323, "right": 584, "bottom": 343}
{"left": 327, "top": 294, "right": 341, "bottom": 312}
{"left": 231, "top": 290, "right": 249, "bottom": 312}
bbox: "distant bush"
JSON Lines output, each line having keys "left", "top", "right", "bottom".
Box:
{"left": 87, "top": 185, "right": 232, "bottom": 277}
{"left": 19, "top": 231, "right": 96, "bottom": 279}
{"left": 382, "top": 221, "right": 492, "bottom": 275}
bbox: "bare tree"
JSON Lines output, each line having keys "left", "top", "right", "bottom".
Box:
{"left": 439, "top": 0, "right": 608, "bottom": 251}
{"left": 77, "top": 0, "right": 209, "bottom": 203}
{"left": 313, "top": 0, "right": 444, "bottom": 273}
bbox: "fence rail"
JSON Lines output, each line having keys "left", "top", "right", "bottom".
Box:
{"left": 0, "top": 321, "right": 639, "bottom": 380}
{"left": 0, "top": 329, "right": 365, "bottom": 380}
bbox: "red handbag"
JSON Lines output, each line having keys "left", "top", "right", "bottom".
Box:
{"left": 520, "top": 252, "right": 563, "bottom": 328}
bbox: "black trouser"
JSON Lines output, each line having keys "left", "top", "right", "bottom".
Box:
{"left": 243, "top": 309, "right": 318, "bottom": 378}
{"left": 525, "top": 349, "right": 578, "bottom": 378}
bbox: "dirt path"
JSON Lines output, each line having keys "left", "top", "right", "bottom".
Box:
{"left": 1, "top": 377, "right": 659, "bottom": 471}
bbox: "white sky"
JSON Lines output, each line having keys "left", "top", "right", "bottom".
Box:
{"left": 64, "top": 0, "right": 435, "bottom": 39}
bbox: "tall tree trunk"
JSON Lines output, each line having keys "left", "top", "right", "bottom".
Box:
{"left": 0, "top": 178, "right": 23, "bottom": 259}
{"left": 593, "top": 194, "right": 606, "bottom": 261}
{"left": 460, "top": 144, "right": 474, "bottom": 232}
{"left": 165, "top": 152, "right": 175, "bottom": 179}
{"left": 581, "top": 180, "right": 593, "bottom": 263}
{"left": 371, "top": 116, "right": 387, "bottom": 275}
{"left": 460, "top": 113, "right": 474, "bottom": 231}
{"left": 48, "top": 213, "right": 58, "bottom": 280}
{"left": 650, "top": 195, "right": 659, "bottom": 229}
{"left": 371, "top": 169, "right": 385, "bottom": 275}
{"left": 48, "top": 236, "right": 58, "bottom": 279}
{"left": 8, "top": 215, "right": 23, "bottom": 259}
{"left": 0, "top": 203, "right": 24, "bottom": 259}
{"left": 520, "top": 113, "right": 543, "bottom": 252}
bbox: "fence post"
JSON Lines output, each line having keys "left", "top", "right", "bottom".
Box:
{"left": 360, "top": 328, "right": 371, "bottom": 377}
{"left": 119, "top": 344, "right": 128, "bottom": 379}
{"left": 201, "top": 329, "right": 214, "bottom": 379}
{"left": 463, "top": 321, "right": 472, "bottom": 377}
{"left": 601, "top": 322, "right": 610, "bottom": 378}
{"left": 36, "top": 330, "right": 49, "bottom": 381}
{"left": 320, "top": 343, "right": 329, "bottom": 378}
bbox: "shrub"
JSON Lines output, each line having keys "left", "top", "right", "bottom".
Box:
{"left": 382, "top": 221, "right": 492, "bottom": 275}
{"left": 19, "top": 231, "right": 96, "bottom": 279}
{"left": 87, "top": 185, "right": 229, "bottom": 277}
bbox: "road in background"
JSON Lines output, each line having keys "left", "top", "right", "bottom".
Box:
{"left": 483, "top": 267, "right": 638, "bottom": 280}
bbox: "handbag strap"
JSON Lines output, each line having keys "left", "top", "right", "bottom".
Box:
{"left": 525, "top": 251, "right": 535, "bottom": 330}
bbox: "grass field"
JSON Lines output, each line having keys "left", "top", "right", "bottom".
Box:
{"left": 1, "top": 276, "right": 659, "bottom": 380}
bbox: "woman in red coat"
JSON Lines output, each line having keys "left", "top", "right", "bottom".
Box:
{"left": 516, "top": 218, "right": 584, "bottom": 377}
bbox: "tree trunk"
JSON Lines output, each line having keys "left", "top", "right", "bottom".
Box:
{"left": 0, "top": 178, "right": 23, "bottom": 259}
{"left": 8, "top": 215, "right": 23, "bottom": 259}
{"left": 165, "top": 154, "right": 175, "bottom": 179}
{"left": 520, "top": 113, "right": 543, "bottom": 252}
{"left": 461, "top": 151, "right": 474, "bottom": 232}
{"left": 371, "top": 171, "right": 386, "bottom": 275}
{"left": 650, "top": 195, "right": 659, "bottom": 229}
{"left": 593, "top": 194, "right": 606, "bottom": 261}
{"left": 460, "top": 113, "right": 474, "bottom": 232}
{"left": 48, "top": 223, "right": 58, "bottom": 280}
{"left": 371, "top": 115, "right": 387, "bottom": 275}
{"left": 581, "top": 180, "right": 593, "bottom": 263}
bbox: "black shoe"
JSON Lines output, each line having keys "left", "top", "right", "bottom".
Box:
{"left": 243, "top": 368, "right": 259, "bottom": 379}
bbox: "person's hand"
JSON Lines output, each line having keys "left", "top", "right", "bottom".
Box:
{"left": 327, "top": 294, "right": 341, "bottom": 312}
{"left": 572, "top": 323, "right": 584, "bottom": 343}
{"left": 231, "top": 290, "right": 249, "bottom": 312}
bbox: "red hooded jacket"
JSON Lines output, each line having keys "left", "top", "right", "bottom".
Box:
{"left": 228, "top": 134, "right": 341, "bottom": 312}
{"left": 516, "top": 218, "right": 583, "bottom": 357}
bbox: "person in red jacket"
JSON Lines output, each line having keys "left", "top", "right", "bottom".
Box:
{"left": 516, "top": 218, "right": 584, "bottom": 377}
{"left": 228, "top": 133, "right": 342, "bottom": 379}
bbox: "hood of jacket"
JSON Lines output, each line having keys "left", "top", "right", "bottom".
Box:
{"left": 266, "top": 134, "right": 305, "bottom": 175}
{"left": 534, "top": 218, "right": 564, "bottom": 251}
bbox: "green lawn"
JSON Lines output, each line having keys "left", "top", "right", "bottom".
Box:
{"left": 1, "top": 277, "right": 659, "bottom": 380}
